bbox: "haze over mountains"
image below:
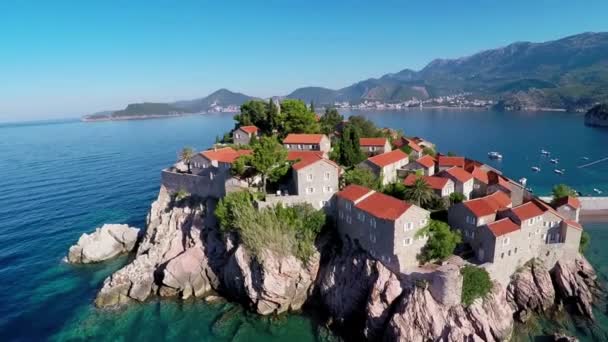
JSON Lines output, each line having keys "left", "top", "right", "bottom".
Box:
{"left": 84, "top": 32, "right": 608, "bottom": 120}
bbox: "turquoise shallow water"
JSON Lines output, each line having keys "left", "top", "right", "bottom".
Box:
{"left": 0, "top": 111, "right": 607, "bottom": 341}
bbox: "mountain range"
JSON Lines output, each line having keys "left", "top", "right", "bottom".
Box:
{"left": 83, "top": 32, "right": 608, "bottom": 120}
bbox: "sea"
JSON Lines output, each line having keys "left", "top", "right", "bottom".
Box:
{"left": 0, "top": 109, "right": 607, "bottom": 341}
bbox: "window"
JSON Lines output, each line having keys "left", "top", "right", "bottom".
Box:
{"left": 320, "top": 200, "right": 329, "bottom": 208}
{"left": 324, "top": 172, "right": 331, "bottom": 181}
{"left": 508, "top": 250, "right": 511, "bottom": 256}
{"left": 358, "top": 212, "right": 365, "bottom": 222}
{"left": 403, "top": 238, "right": 412, "bottom": 246}
{"left": 307, "top": 173, "right": 313, "bottom": 181}
{"left": 466, "top": 216, "right": 476, "bottom": 225}
{"left": 528, "top": 219, "right": 533, "bottom": 226}
{"left": 514, "top": 248, "right": 518, "bottom": 254}
{"left": 324, "top": 186, "right": 332, "bottom": 193}
{"left": 235, "top": 133, "right": 240, "bottom": 139}
{"left": 471, "top": 231, "right": 475, "bottom": 239}
{"left": 306, "top": 187, "right": 315, "bottom": 194}
{"left": 501, "top": 252, "right": 505, "bottom": 259}
{"left": 370, "top": 218, "right": 376, "bottom": 228}
{"left": 420, "top": 218, "right": 428, "bottom": 226}
{"left": 298, "top": 144, "right": 303, "bottom": 150}
{"left": 346, "top": 215, "right": 352, "bottom": 224}
{"left": 404, "top": 222, "right": 413, "bottom": 231}
{"left": 345, "top": 202, "right": 352, "bottom": 211}
{"left": 339, "top": 211, "right": 344, "bottom": 219}
{"left": 370, "top": 233, "right": 376, "bottom": 243}
{"left": 542, "top": 233, "right": 547, "bottom": 242}
{"left": 503, "top": 237, "right": 510, "bottom": 246}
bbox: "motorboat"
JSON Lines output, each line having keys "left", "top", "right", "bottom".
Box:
{"left": 541, "top": 149, "right": 550, "bottom": 156}
{"left": 550, "top": 158, "right": 559, "bottom": 164}
{"left": 582, "top": 156, "right": 590, "bottom": 160}
{"left": 531, "top": 166, "right": 541, "bottom": 172}
{"left": 488, "top": 151, "right": 503, "bottom": 159}
{"left": 594, "top": 188, "right": 603, "bottom": 195}
{"left": 554, "top": 169, "right": 565, "bottom": 175}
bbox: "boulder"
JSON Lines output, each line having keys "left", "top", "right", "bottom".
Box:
{"left": 507, "top": 260, "right": 555, "bottom": 321}
{"left": 67, "top": 224, "right": 140, "bottom": 263}
{"left": 552, "top": 255, "right": 598, "bottom": 320}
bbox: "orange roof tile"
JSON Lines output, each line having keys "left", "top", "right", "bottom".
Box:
{"left": 283, "top": 134, "right": 326, "bottom": 144}
{"left": 360, "top": 137, "right": 388, "bottom": 147}
{"left": 200, "top": 147, "right": 252, "bottom": 164}
{"left": 487, "top": 218, "right": 520, "bottom": 237}
{"left": 510, "top": 201, "right": 545, "bottom": 221}
{"left": 366, "top": 149, "right": 409, "bottom": 167}
{"left": 287, "top": 151, "right": 339, "bottom": 171}
{"left": 468, "top": 166, "right": 489, "bottom": 184}
{"left": 355, "top": 192, "right": 413, "bottom": 221}
{"left": 463, "top": 191, "right": 511, "bottom": 217}
{"left": 336, "top": 184, "right": 373, "bottom": 202}
{"left": 416, "top": 155, "right": 436, "bottom": 169}
{"left": 239, "top": 125, "right": 259, "bottom": 134}
{"left": 404, "top": 174, "right": 449, "bottom": 190}
{"left": 442, "top": 166, "right": 473, "bottom": 183}
{"left": 438, "top": 156, "right": 465, "bottom": 168}
{"left": 553, "top": 196, "right": 581, "bottom": 209}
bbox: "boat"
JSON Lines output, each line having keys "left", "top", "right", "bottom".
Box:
{"left": 594, "top": 188, "right": 603, "bottom": 195}
{"left": 554, "top": 169, "right": 565, "bottom": 175}
{"left": 550, "top": 158, "right": 559, "bottom": 164}
{"left": 518, "top": 177, "right": 527, "bottom": 186}
{"left": 531, "top": 166, "right": 541, "bottom": 172}
{"left": 541, "top": 149, "right": 550, "bottom": 156}
{"left": 488, "top": 151, "right": 503, "bottom": 159}
{"left": 582, "top": 157, "right": 590, "bottom": 160}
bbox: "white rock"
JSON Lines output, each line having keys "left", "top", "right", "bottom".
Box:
{"left": 68, "top": 224, "right": 140, "bottom": 264}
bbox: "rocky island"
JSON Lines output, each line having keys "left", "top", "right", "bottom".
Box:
{"left": 73, "top": 99, "right": 603, "bottom": 341}
{"left": 585, "top": 103, "right": 608, "bottom": 127}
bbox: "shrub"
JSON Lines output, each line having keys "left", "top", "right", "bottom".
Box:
{"left": 174, "top": 188, "right": 190, "bottom": 202}
{"left": 579, "top": 231, "right": 590, "bottom": 253}
{"left": 461, "top": 265, "right": 493, "bottom": 306}
{"left": 416, "top": 220, "right": 461, "bottom": 263}
{"left": 449, "top": 192, "right": 466, "bottom": 204}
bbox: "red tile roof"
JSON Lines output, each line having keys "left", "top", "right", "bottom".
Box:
{"left": 463, "top": 191, "right": 512, "bottom": 217}
{"left": 287, "top": 151, "right": 339, "bottom": 171}
{"left": 359, "top": 137, "right": 388, "bottom": 147}
{"left": 416, "top": 155, "right": 436, "bottom": 169}
{"left": 394, "top": 137, "right": 422, "bottom": 152}
{"left": 336, "top": 184, "right": 373, "bottom": 202}
{"left": 201, "top": 147, "right": 252, "bottom": 164}
{"left": 487, "top": 218, "right": 520, "bottom": 237}
{"left": 404, "top": 174, "right": 449, "bottom": 190}
{"left": 510, "top": 201, "right": 545, "bottom": 221}
{"left": 366, "top": 149, "right": 409, "bottom": 167}
{"left": 468, "top": 166, "right": 489, "bottom": 184}
{"left": 355, "top": 192, "right": 413, "bottom": 221}
{"left": 239, "top": 125, "right": 259, "bottom": 134}
{"left": 553, "top": 196, "right": 581, "bottom": 209}
{"left": 565, "top": 220, "right": 583, "bottom": 230}
{"left": 438, "top": 156, "right": 465, "bottom": 168}
{"left": 442, "top": 166, "right": 473, "bottom": 183}
{"left": 488, "top": 171, "right": 511, "bottom": 189}
{"left": 283, "top": 134, "right": 326, "bottom": 144}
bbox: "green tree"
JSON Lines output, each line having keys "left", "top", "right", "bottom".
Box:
{"left": 268, "top": 98, "right": 283, "bottom": 133}
{"left": 343, "top": 168, "right": 380, "bottom": 190}
{"left": 383, "top": 182, "right": 407, "bottom": 200}
{"left": 551, "top": 184, "right": 577, "bottom": 205}
{"left": 310, "top": 100, "right": 315, "bottom": 113}
{"left": 338, "top": 125, "right": 366, "bottom": 167}
{"left": 231, "top": 155, "right": 258, "bottom": 187}
{"left": 460, "top": 266, "right": 493, "bottom": 306}
{"left": 250, "top": 136, "right": 289, "bottom": 191}
{"left": 215, "top": 191, "right": 255, "bottom": 231}
{"left": 319, "top": 107, "right": 344, "bottom": 134}
{"left": 348, "top": 115, "right": 382, "bottom": 137}
{"left": 423, "top": 147, "right": 437, "bottom": 157}
{"left": 449, "top": 192, "right": 466, "bottom": 204}
{"left": 416, "top": 220, "right": 461, "bottom": 262}
{"left": 179, "top": 147, "right": 195, "bottom": 173}
{"left": 235, "top": 100, "right": 268, "bottom": 129}
{"left": 403, "top": 176, "right": 435, "bottom": 207}
{"left": 280, "top": 99, "right": 320, "bottom": 135}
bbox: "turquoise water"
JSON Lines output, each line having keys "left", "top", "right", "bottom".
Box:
{"left": 0, "top": 111, "right": 607, "bottom": 341}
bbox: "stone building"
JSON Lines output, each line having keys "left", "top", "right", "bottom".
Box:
{"left": 403, "top": 174, "right": 454, "bottom": 198}
{"left": 437, "top": 166, "right": 474, "bottom": 200}
{"left": 232, "top": 125, "right": 260, "bottom": 145}
{"left": 359, "top": 137, "right": 391, "bottom": 156}
{"left": 335, "top": 184, "right": 430, "bottom": 273}
{"left": 358, "top": 149, "right": 409, "bottom": 185}
{"left": 553, "top": 196, "right": 581, "bottom": 222}
{"left": 283, "top": 134, "right": 331, "bottom": 153}
{"left": 393, "top": 137, "right": 424, "bottom": 159}
{"left": 437, "top": 156, "right": 466, "bottom": 172}
{"left": 401, "top": 155, "right": 436, "bottom": 176}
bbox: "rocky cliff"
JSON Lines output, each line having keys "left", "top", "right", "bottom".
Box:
{"left": 68, "top": 224, "right": 140, "bottom": 264}
{"left": 585, "top": 103, "right": 608, "bottom": 127}
{"left": 94, "top": 187, "right": 601, "bottom": 341}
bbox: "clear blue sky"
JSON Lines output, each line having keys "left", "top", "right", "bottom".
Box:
{"left": 1, "top": 0, "right": 608, "bottom": 122}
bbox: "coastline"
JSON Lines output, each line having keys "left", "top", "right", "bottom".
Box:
{"left": 81, "top": 111, "right": 238, "bottom": 122}
{"left": 539, "top": 196, "right": 608, "bottom": 223}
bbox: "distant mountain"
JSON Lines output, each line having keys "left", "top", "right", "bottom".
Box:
{"left": 287, "top": 32, "right": 608, "bottom": 111}
{"left": 83, "top": 89, "right": 254, "bottom": 121}
{"left": 172, "top": 89, "right": 255, "bottom": 112}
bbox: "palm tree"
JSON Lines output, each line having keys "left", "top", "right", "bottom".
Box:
{"left": 180, "top": 147, "right": 195, "bottom": 173}
{"left": 404, "top": 177, "right": 434, "bottom": 208}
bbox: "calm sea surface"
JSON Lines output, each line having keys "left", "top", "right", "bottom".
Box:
{"left": 0, "top": 110, "right": 607, "bottom": 341}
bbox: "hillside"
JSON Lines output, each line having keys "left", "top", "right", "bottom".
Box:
{"left": 173, "top": 89, "right": 254, "bottom": 112}
{"left": 287, "top": 32, "right": 608, "bottom": 111}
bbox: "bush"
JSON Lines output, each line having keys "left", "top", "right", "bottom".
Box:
{"left": 416, "top": 220, "right": 461, "bottom": 263}
{"left": 449, "top": 192, "right": 466, "bottom": 204}
{"left": 579, "top": 231, "right": 590, "bottom": 253}
{"left": 174, "top": 188, "right": 190, "bottom": 202}
{"left": 343, "top": 168, "right": 381, "bottom": 190}
{"left": 461, "top": 265, "right": 493, "bottom": 306}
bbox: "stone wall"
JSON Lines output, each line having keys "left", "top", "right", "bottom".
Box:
{"left": 160, "top": 169, "right": 226, "bottom": 199}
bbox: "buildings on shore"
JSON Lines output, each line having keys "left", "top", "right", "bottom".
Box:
{"left": 165, "top": 120, "right": 584, "bottom": 285}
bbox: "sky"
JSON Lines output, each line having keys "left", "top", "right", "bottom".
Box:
{"left": 1, "top": 0, "right": 608, "bottom": 122}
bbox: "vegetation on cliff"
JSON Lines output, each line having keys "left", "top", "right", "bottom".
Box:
{"left": 416, "top": 220, "right": 461, "bottom": 263}
{"left": 550, "top": 184, "right": 577, "bottom": 205}
{"left": 460, "top": 265, "right": 493, "bottom": 306}
{"left": 215, "top": 191, "right": 325, "bottom": 261}
{"left": 234, "top": 99, "right": 319, "bottom": 137}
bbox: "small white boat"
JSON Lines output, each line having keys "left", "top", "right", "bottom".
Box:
{"left": 531, "top": 166, "right": 541, "bottom": 172}
{"left": 488, "top": 151, "right": 503, "bottom": 159}
{"left": 541, "top": 149, "right": 550, "bottom": 156}
{"left": 550, "top": 158, "right": 559, "bottom": 164}
{"left": 582, "top": 157, "right": 590, "bottom": 160}
{"left": 554, "top": 169, "right": 565, "bottom": 175}
{"left": 594, "top": 188, "right": 603, "bottom": 195}
{"left": 518, "top": 177, "right": 527, "bottom": 186}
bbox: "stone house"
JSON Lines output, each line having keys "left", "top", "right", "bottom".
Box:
{"left": 437, "top": 166, "right": 474, "bottom": 200}
{"left": 358, "top": 149, "right": 409, "bottom": 185}
{"left": 359, "top": 137, "right": 391, "bottom": 156}
{"left": 411, "top": 136, "right": 435, "bottom": 150}
{"left": 394, "top": 137, "right": 424, "bottom": 159}
{"left": 437, "top": 156, "right": 466, "bottom": 172}
{"left": 283, "top": 134, "right": 331, "bottom": 153}
{"left": 487, "top": 171, "right": 527, "bottom": 206}
{"left": 466, "top": 165, "right": 490, "bottom": 198}
{"left": 404, "top": 174, "right": 454, "bottom": 198}
{"left": 335, "top": 184, "right": 430, "bottom": 273}
{"left": 232, "top": 125, "right": 260, "bottom": 145}
{"left": 552, "top": 196, "right": 581, "bottom": 222}
{"left": 190, "top": 147, "right": 252, "bottom": 175}
{"left": 401, "top": 155, "right": 436, "bottom": 176}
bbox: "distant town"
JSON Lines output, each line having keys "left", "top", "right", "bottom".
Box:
{"left": 333, "top": 93, "right": 495, "bottom": 110}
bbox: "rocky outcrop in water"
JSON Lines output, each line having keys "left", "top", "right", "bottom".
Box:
{"left": 67, "top": 224, "right": 140, "bottom": 264}
{"left": 507, "top": 259, "right": 555, "bottom": 322}
{"left": 552, "top": 255, "right": 600, "bottom": 320}
{"left": 584, "top": 103, "right": 608, "bottom": 127}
